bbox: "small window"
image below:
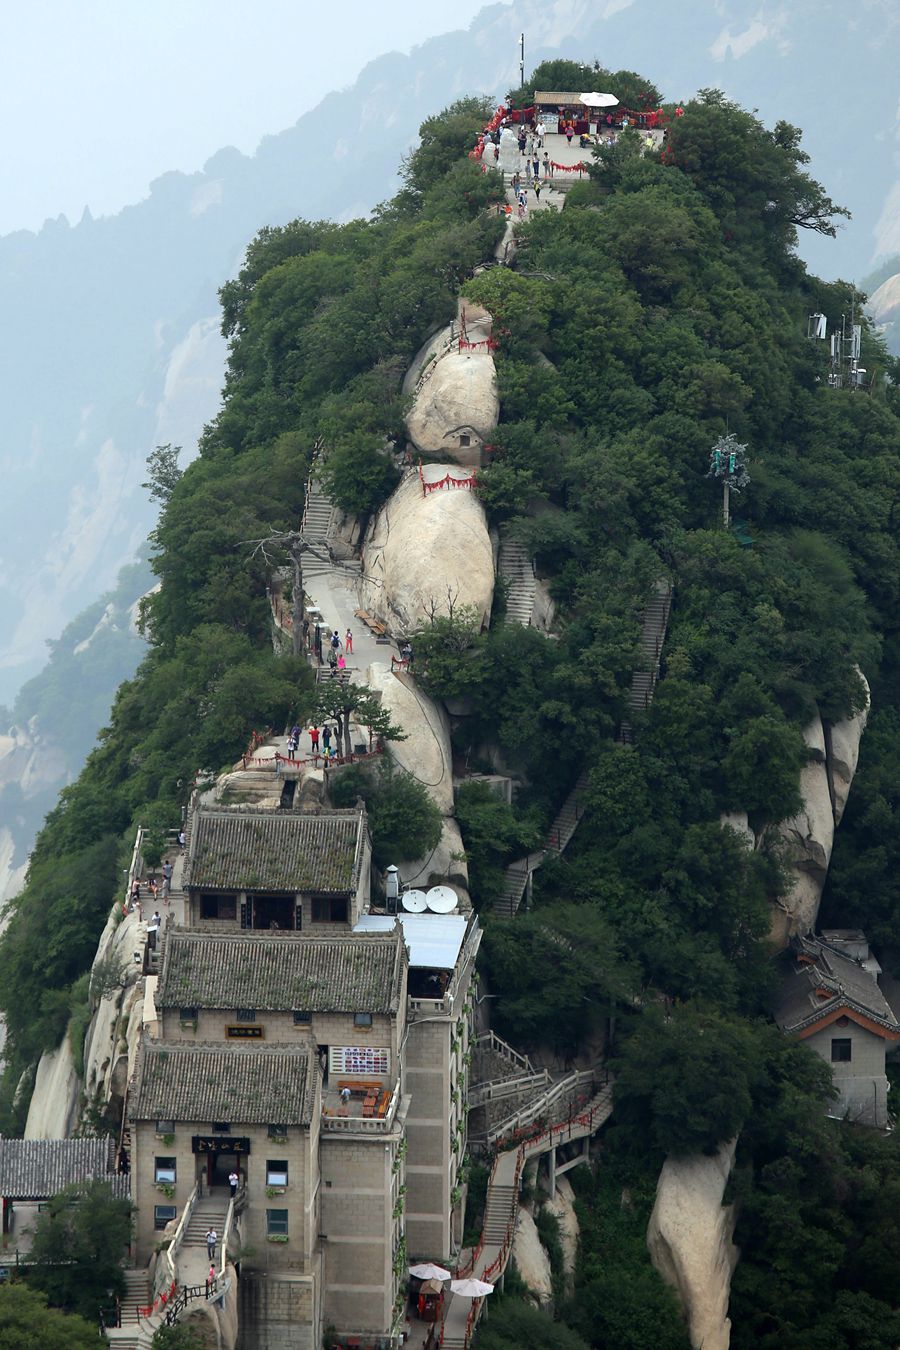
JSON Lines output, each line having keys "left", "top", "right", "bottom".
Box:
{"left": 293, "top": 1010, "right": 312, "bottom": 1025}
{"left": 212, "top": 1122, "right": 231, "bottom": 1133}
{"left": 459, "top": 433, "right": 471, "bottom": 447}
{"left": 354, "top": 1013, "right": 373, "bottom": 1028}
{"left": 268, "top": 1124, "right": 288, "bottom": 1140}
{"left": 155, "top": 1119, "right": 175, "bottom": 1135}
{"left": 831, "top": 1038, "right": 852, "bottom": 1062}
{"left": 154, "top": 1205, "right": 177, "bottom": 1230}
{"left": 235, "top": 1009, "right": 256, "bottom": 1023}
{"left": 267, "top": 1208, "right": 289, "bottom": 1237}
{"left": 312, "top": 896, "right": 349, "bottom": 923}
{"left": 154, "top": 1157, "right": 176, "bottom": 1184}
{"left": 180, "top": 1007, "right": 198, "bottom": 1022}
{"left": 267, "top": 1160, "right": 289, "bottom": 1187}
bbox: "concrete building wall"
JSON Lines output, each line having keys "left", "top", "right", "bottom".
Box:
{"left": 805, "top": 1021, "right": 891, "bottom": 1126}
{"left": 132, "top": 1117, "right": 317, "bottom": 1268}
{"left": 237, "top": 1272, "right": 319, "bottom": 1350}
{"left": 157, "top": 1008, "right": 399, "bottom": 1068}
{"left": 319, "top": 1128, "right": 402, "bottom": 1338}
{"left": 404, "top": 964, "right": 472, "bottom": 1259}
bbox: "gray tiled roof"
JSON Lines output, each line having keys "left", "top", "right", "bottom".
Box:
{"left": 0, "top": 1138, "right": 126, "bottom": 1200}
{"left": 157, "top": 930, "right": 406, "bottom": 1014}
{"left": 184, "top": 806, "right": 367, "bottom": 894}
{"left": 130, "top": 1042, "right": 316, "bottom": 1125}
{"left": 775, "top": 935, "right": 900, "bottom": 1037}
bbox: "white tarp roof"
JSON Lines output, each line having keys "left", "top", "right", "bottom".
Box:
{"left": 354, "top": 913, "right": 468, "bottom": 970}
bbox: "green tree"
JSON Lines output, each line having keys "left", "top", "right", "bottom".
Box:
{"left": 401, "top": 97, "right": 496, "bottom": 199}
{"left": 483, "top": 904, "right": 636, "bottom": 1052}
{"left": 613, "top": 1005, "right": 765, "bottom": 1156}
{"left": 26, "top": 1181, "right": 132, "bottom": 1321}
{"left": 314, "top": 681, "right": 405, "bottom": 759}
{"left": 142, "top": 443, "right": 183, "bottom": 508}
{"left": 0, "top": 1284, "right": 101, "bottom": 1350}
{"left": 329, "top": 760, "right": 442, "bottom": 870}
{"left": 152, "top": 1323, "right": 211, "bottom": 1350}
{"left": 474, "top": 1300, "right": 590, "bottom": 1350}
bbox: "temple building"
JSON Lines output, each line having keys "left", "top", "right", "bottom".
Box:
{"left": 126, "top": 801, "right": 480, "bottom": 1348}
{"left": 775, "top": 931, "right": 900, "bottom": 1128}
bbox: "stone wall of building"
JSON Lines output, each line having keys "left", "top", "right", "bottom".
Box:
{"left": 320, "top": 1129, "right": 401, "bottom": 1335}
{"left": 238, "top": 1273, "right": 318, "bottom": 1350}
{"left": 132, "top": 1119, "right": 316, "bottom": 1267}
{"left": 805, "top": 1021, "right": 891, "bottom": 1127}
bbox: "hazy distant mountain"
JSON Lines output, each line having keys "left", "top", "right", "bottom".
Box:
{"left": 0, "top": 0, "right": 895, "bottom": 710}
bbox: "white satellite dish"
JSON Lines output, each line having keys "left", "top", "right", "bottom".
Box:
{"left": 402, "top": 889, "right": 428, "bottom": 913}
{"left": 426, "top": 886, "right": 458, "bottom": 914}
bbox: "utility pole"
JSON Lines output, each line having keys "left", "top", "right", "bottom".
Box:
{"left": 519, "top": 32, "right": 525, "bottom": 88}
{"left": 707, "top": 433, "right": 750, "bottom": 529}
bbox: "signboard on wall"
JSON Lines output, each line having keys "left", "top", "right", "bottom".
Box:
{"left": 329, "top": 1046, "right": 389, "bottom": 1076}
{"left": 192, "top": 1136, "right": 251, "bottom": 1154}
{"left": 226, "top": 1025, "right": 264, "bottom": 1039}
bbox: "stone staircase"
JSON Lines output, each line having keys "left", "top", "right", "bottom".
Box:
{"left": 543, "top": 770, "right": 589, "bottom": 854}
{"left": 481, "top": 1181, "right": 517, "bottom": 1246}
{"left": 301, "top": 476, "right": 335, "bottom": 573}
{"left": 493, "top": 771, "right": 590, "bottom": 918}
{"left": 618, "top": 579, "right": 673, "bottom": 743}
{"left": 497, "top": 534, "right": 536, "bottom": 626}
{"left": 106, "top": 1269, "right": 151, "bottom": 1349}
{"left": 180, "top": 1195, "right": 231, "bottom": 1283}
{"left": 493, "top": 852, "right": 542, "bottom": 920}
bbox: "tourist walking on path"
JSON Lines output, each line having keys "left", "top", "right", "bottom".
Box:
{"left": 229, "top": 1170, "right": 239, "bottom": 1198}
{"left": 345, "top": 628, "right": 353, "bottom": 654}
{"left": 337, "top": 653, "right": 347, "bottom": 672}
{"left": 178, "top": 828, "right": 186, "bottom": 853}
{"left": 322, "top": 725, "right": 332, "bottom": 752}
{"left": 207, "top": 1264, "right": 216, "bottom": 1294}
{"left": 162, "top": 860, "right": 173, "bottom": 900}
{"left": 543, "top": 153, "right": 552, "bottom": 179}
{"left": 309, "top": 725, "right": 320, "bottom": 753}
{"left": 206, "top": 1228, "right": 217, "bottom": 1261}
{"left": 534, "top": 179, "right": 543, "bottom": 201}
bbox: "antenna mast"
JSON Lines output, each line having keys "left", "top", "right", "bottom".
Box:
{"left": 519, "top": 32, "right": 525, "bottom": 87}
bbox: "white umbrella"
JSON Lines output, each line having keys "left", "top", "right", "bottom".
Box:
{"left": 450, "top": 1278, "right": 495, "bottom": 1297}
{"left": 409, "top": 1262, "right": 452, "bottom": 1281}
{"left": 579, "top": 92, "right": 619, "bottom": 108}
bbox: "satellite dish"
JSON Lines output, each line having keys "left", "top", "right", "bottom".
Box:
{"left": 426, "top": 886, "right": 458, "bottom": 914}
{"left": 402, "top": 890, "right": 428, "bottom": 913}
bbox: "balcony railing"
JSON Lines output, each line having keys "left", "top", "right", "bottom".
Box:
{"left": 321, "top": 1081, "right": 402, "bottom": 1133}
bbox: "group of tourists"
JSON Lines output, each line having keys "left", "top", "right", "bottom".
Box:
{"left": 127, "top": 857, "right": 176, "bottom": 918}
{"left": 285, "top": 720, "right": 345, "bottom": 762}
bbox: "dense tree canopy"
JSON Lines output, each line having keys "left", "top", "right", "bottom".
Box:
{"left": 26, "top": 1181, "right": 132, "bottom": 1322}
{"left": 0, "top": 1284, "right": 101, "bottom": 1350}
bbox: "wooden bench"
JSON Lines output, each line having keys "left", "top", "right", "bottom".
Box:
{"left": 354, "top": 608, "right": 387, "bottom": 638}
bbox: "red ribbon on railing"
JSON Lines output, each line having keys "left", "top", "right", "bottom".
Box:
{"left": 138, "top": 1280, "right": 177, "bottom": 1320}
{"left": 547, "top": 160, "right": 590, "bottom": 173}
{"left": 421, "top": 471, "right": 478, "bottom": 496}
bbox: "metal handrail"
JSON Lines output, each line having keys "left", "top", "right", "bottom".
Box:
{"left": 165, "top": 1183, "right": 198, "bottom": 1284}
{"left": 220, "top": 1197, "right": 235, "bottom": 1278}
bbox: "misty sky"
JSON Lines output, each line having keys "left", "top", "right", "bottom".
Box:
{"left": 0, "top": 0, "right": 501, "bottom": 236}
